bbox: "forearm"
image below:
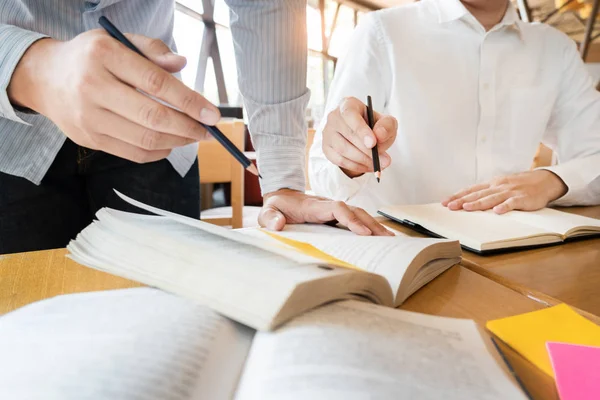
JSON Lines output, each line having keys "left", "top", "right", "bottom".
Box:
{"left": 225, "top": 0, "right": 309, "bottom": 194}
{"left": 0, "top": 24, "right": 48, "bottom": 123}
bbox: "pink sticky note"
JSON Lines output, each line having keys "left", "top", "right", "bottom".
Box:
{"left": 547, "top": 342, "right": 600, "bottom": 400}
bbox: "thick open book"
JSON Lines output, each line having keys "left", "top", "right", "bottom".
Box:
{"left": 67, "top": 192, "right": 461, "bottom": 331}
{"left": 0, "top": 288, "right": 526, "bottom": 399}
{"left": 379, "top": 203, "right": 600, "bottom": 254}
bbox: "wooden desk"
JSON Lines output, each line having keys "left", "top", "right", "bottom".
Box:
{"left": 0, "top": 249, "right": 141, "bottom": 315}
{"left": 382, "top": 206, "right": 600, "bottom": 317}
{"left": 0, "top": 248, "right": 577, "bottom": 399}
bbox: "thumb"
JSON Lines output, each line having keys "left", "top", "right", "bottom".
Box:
{"left": 125, "top": 33, "right": 187, "bottom": 73}
{"left": 258, "top": 206, "right": 287, "bottom": 231}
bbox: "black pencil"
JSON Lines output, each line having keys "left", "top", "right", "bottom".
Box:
{"left": 366, "top": 96, "right": 380, "bottom": 182}
{"left": 98, "top": 16, "right": 260, "bottom": 178}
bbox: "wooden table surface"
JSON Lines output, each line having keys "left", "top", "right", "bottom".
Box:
{"left": 382, "top": 205, "right": 600, "bottom": 316}
{"left": 1, "top": 248, "right": 591, "bottom": 399}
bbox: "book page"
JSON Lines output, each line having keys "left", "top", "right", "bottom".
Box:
{"left": 242, "top": 224, "right": 460, "bottom": 300}
{"left": 68, "top": 209, "right": 385, "bottom": 330}
{"left": 379, "top": 203, "right": 555, "bottom": 250}
{"left": 506, "top": 208, "right": 600, "bottom": 236}
{"left": 0, "top": 288, "right": 253, "bottom": 400}
{"left": 235, "top": 301, "right": 525, "bottom": 400}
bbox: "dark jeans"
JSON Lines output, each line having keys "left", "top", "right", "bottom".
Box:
{"left": 0, "top": 139, "right": 200, "bottom": 255}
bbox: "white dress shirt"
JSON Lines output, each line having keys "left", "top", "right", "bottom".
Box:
{"left": 0, "top": 0, "right": 308, "bottom": 194}
{"left": 309, "top": 0, "right": 600, "bottom": 214}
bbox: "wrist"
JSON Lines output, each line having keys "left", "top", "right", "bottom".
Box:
{"left": 263, "top": 188, "right": 302, "bottom": 200}
{"left": 7, "top": 38, "right": 59, "bottom": 112}
{"left": 540, "top": 170, "right": 568, "bottom": 202}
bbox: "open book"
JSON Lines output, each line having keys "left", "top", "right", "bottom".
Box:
{"left": 379, "top": 203, "right": 600, "bottom": 254}
{"left": 67, "top": 192, "right": 461, "bottom": 331}
{"left": 0, "top": 288, "right": 527, "bottom": 399}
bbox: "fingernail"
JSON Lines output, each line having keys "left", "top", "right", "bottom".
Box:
{"left": 375, "top": 127, "right": 387, "bottom": 138}
{"left": 200, "top": 108, "right": 220, "bottom": 125}
{"left": 364, "top": 135, "right": 375, "bottom": 148}
{"left": 380, "top": 153, "right": 391, "bottom": 168}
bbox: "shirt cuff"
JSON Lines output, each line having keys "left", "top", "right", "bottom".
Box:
{"left": 317, "top": 160, "right": 376, "bottom": 201}
{"left": 0, "top": 25, "right": 48, "bottom": 124}
{"left": 244, "top": 91, "right": 310, "bottom": 195}
{"left": 539, "top": 154, "right": 600, "bottom": 206}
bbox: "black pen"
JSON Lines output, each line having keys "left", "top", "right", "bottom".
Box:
{"left": 98, "top": 16, "right": 260, "bottom": 178}
{"left": 366, "top": 96, "right": 381, "bottom": 182}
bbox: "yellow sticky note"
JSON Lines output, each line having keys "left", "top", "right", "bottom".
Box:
{"left": 486, "top": 304, "right": 600, "bottom": 377}
{"left": 260, "top": 230, "right": 362, "bottom": 271}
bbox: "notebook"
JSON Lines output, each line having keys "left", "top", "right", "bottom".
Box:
{"left": 67, "top": 192, "right": 462, "bottom": 331}
{"left": 0, "top": 288, "right": 527, "bottom": 400}
{"left": 547, "top": 342, "right": 600, "bottom": 400}
{"left": 378, "top": 203, "right": 600, "bottom": 254}
{"left": 486, "top": 304, "right": 600, "bottom": 377}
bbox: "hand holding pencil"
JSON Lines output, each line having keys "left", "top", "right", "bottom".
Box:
{"left": 8, "top": 16, "right": 258, "bottom": 176}
{"left": 321, "top": 96, "right": 398, "bottom": 181}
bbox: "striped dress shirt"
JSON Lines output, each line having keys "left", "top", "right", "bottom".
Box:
{"left": 0, "top": 0, "right": 308, "bottom": 194}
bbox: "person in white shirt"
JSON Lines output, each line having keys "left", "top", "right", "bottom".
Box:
{"left": 309, "top": 0, "right": 600, "bottom": 215}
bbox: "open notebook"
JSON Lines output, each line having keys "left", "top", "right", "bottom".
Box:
{"left": 379, "top": 203, "right": 600, "bottom": 254}
{"left": 0, "top": 288, "right": 526, "bottom": 400}
{"left": 67, "top": 192, "right": 461, "bottom": 331}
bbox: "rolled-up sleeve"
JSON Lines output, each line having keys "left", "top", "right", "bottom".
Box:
{"left": 225, "top": 0, "right": 309, "bottom": 195}
{"left": 0, "top": 24, "right": 47, "bottom": 124}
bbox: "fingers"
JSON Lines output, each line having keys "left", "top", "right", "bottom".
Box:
{"left": 91, "top": 110, "right": 197, "bottom": 150}
{"left": 258, "top": 205, "right": 287, "bottom": 231}
{"left": 323, "top": 107, "right": 393, "bottom": 177}
{"left": 103, "top": 40, "right": 220, "bottom": 125}
{"left": 323, "top": 146, "right": 372, "bottom": 176}
{"left": 462, "top": 191, "right": 512, "bottom": 211}
{"left": 96, "top": 80, "right": 210, "bottom": 141}
{"left": 352, "top": 207, "right": 395, "bottom": 236}
{"left": 443, "top": 183, "right": 490, "bottom": 209}
{"left": 125, "top": 33, "right": 187, "bottom": 73}
{"left": 339, "top": 97, "right": 375, "bottom": 148}
{"left": 326, "top": 109, "right": 371, "bottom": 158}
{"left": 493, "top": 197, "right": 526, "bottom": 214}
{"left": 371, "top": 113, "right": 397, "bottom": 152}
{"left": 86, "top": 133, "right": 170, "bottom": 164}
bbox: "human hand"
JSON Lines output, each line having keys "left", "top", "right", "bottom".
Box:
{"left": 258, "top": 189, "right": 394, "bottom": 236}
{"left": 322, "top": 97, "right": 397, "bottom": 178}
{"left": 8, "top": 31, "right": 220, "bottom": 163}
{"left": 442, "top": 170, "right": 568, "bottom": 214}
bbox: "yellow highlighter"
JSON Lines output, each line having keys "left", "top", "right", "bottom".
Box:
{"left": 260, "top": 230, "right": 363, "bottom": 272}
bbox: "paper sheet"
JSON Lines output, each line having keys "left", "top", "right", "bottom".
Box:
{"left": 547, "top": 342, "right": 600, "bottom": 400}
{"left": 0, "top": 288, "right": 253, "bottom": 400}
{"left": 486, "top": 304, "right": 600, "bottom": 377}
{"left": 235, "top": 300, "right": 525, "bottom": 400}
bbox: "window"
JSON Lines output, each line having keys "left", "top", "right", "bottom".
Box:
{"left": 173, "top": 0, "right": 366, "bottom": 125}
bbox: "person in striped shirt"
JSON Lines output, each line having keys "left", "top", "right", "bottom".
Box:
{"left": 0, "top": 0, "right": 391, "bottom": 254}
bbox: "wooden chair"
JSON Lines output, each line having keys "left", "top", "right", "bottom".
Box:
{"left": 198, "top": 120, "right": 245, "bottom": 228}
{"left": 531, "top": 143, "right": 554, "bottom": 169}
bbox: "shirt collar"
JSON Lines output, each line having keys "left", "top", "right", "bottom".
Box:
{"left": 435, "top": 0, "right": 470, "bottom": 24}
{"left": 435, "top": 0, "right": 524, "bottom": 40}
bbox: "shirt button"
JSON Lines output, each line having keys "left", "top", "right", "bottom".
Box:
{"left": 482, "top": 83, "right": 489, "bottom": 90}
{"left": 480, "top": 136, "right": 487, "bottom": 143}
